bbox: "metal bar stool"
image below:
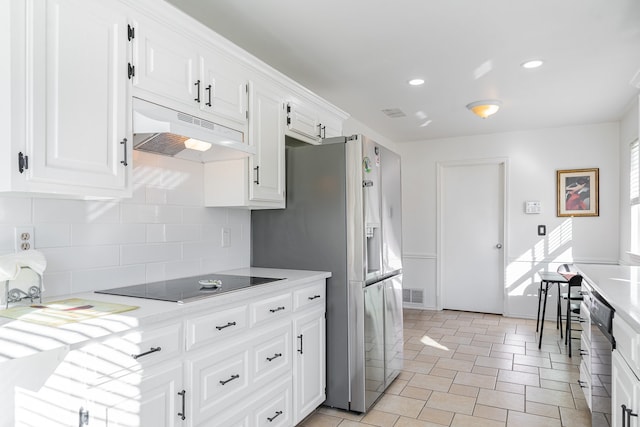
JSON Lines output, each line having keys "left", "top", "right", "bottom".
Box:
{"left": 562, "top": 273, "right": 584, "bottom": 357}
{"left": 536, "top": 270, "right": 569, "bottom": 349}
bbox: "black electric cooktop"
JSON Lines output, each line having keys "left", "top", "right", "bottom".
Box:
{"left": 95, "top": 274, "right": 284, "bottom": 303}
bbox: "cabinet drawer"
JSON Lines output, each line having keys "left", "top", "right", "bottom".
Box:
{"left": 580, "top": 301, "right": 591, "bottom": 340}
{"left": 186, "top": 304, "right": 248, "bottom": 351}
{"left": 250, "top": 292, "right": 292, "bottom": 326}
{"left": 613, "top": 315, "right": 640, "bottom": 378}
{"left": 580, "top": 333, "right": 591, "bottom": 374}
{"left": 188, "top": 345, "right": 251, "bottom": 422}
{"left": 293, "top": 281, "right": 326, "bottom": 311}
{"left": 82, "top": 323, "right": 182, "bottom": 381}
{"left": 253, "top": 324, "right": 291, "bottom": 383}
{"left": 254, "top": 377, "right": 292, "bottom": 427}
{"left": 579, "top": 359, "right": 592, "bottom": 410}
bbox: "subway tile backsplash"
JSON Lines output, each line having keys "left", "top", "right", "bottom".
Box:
{"left": 0, "top": 151, "right": 250, "bottom": 298}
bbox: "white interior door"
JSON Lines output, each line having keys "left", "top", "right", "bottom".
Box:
{"left": 440, "top": 161, "right": 505, "bottom": 314}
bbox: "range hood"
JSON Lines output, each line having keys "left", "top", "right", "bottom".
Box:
{"left": 132, "top": 98, "right": 255, "bottom": 162}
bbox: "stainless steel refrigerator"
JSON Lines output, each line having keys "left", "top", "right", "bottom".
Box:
{"left": 251, "top": 134, "right": 403, "bottom": 413}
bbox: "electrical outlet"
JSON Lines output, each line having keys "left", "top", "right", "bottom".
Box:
{"left": 15, "top": 226, "right": 34, "bottom": 252}
{"left": 221, "top": 227, "right": 231, "bottom": 248}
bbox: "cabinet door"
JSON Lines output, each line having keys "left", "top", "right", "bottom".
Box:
{"left": 99, "top": 363, "right": 183, "bottom": 427}
{"left": 133, "top": 16, "right": 199, "bottom": 109}
{"left": 286, "top": 102, "right": 322, "bottom": 143}
{"left": 201, "top": 53, "right": 249, "bottom": 128}
{"left": 612, "top": 351, "right": 640, "bottom": 427}
{"left": 293, "top": 307, "right": 325, "bottom": 424}
{"left": 249, "top": 82, "right": 285, "bottom": 203}
{"left": 29, "top": 0, "right": 130, "bottom": 193}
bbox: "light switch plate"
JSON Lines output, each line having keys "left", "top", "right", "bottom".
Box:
{"left": 538, "top": 225, "right": 546, "bottom": 236}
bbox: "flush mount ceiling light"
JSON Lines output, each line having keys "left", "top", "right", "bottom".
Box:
{"left": 408, "top": 78, "right": 425, "bottom": 86}
{"left": 466, "top": 100, "right": 502, "bottom": 119}
{"left": 521, "top": 59, "right": 544, "bottom": 69}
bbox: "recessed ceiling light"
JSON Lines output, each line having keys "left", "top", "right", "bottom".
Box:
{"left": 408, "top": 78, "right": 425, "bottom": 86}
{"left": 521, "top": 59, "right": 544, "bottom": 69}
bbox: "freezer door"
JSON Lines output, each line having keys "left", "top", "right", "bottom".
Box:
{"left": 363, "top": 280, "right": 385, "bottom": 411}
{"left": 384, "top": 274, "right": 404, "bottom": 386}
{"left": 380, "top": 145, "right": 403, "bottom": 275}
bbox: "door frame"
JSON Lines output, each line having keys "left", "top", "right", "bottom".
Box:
{"left": 435, "top": 157, "right": 509, "bottom": 312}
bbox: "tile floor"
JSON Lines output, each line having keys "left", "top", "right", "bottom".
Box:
{"left": 300, "top": 309, "right": 590, "bottom": 427}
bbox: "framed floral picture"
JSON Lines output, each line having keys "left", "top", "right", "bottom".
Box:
{"left": 557, "top": 168, "right": 599, "bottom": 217}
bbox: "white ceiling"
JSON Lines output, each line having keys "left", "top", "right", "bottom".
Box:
{"left": 165, "top": 0, "right": 640, "bottom": 142}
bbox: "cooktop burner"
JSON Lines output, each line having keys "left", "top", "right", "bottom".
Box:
{"left": 95, "top": 274, "right": 284, "bottom": 303}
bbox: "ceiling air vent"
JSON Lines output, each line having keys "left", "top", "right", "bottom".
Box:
{"left": 381, "top": 108, "right": 406, "bottom": 118}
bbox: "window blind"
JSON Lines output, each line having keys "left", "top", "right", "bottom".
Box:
{"left": 631, "top": 139, "right": 640, "bottom": 205}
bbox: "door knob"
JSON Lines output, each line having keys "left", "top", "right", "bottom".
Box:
{"left": 496, "top": 243, "right": 503, "bottom": 249}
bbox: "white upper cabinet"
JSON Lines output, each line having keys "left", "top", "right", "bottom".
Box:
{"left": 286, "top": 100, "right": 343, "bottom": 144}
{"left": 249, "top": 81, "right": 286, "bottom": 204}
{"left": 201, "top": 53, "right": 249, "bottom": 128}
{"left": 2, "top": 0, "right": 346, "bottom": 200}
{"left": 2, "top": 0, "right": 132, "bottom": 197}
{"left": 131, "top": 15, "right": 249, "bottom": 135}
{"left": 204, "top": 79, "right": 285, "bottom": 209}
{"left": 131, "top": 14, "right": 199, "bottom": 109}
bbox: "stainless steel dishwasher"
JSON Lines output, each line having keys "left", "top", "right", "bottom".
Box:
{"left": 589, "top": 288, "right": 616, "bottom": 427}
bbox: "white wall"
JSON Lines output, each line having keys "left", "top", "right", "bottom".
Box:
{"left": 397, "top": 122, "right": 620, "bottom": 318}
{"left": 618, "top": 96, "right": 640, "bottom": 265}
{"left": 0, "top": 151, "right": 250, "bottom": 299}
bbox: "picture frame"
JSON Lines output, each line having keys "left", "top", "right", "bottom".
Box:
{"left": 556, "top": 168, "right": 599, "bottom": 217}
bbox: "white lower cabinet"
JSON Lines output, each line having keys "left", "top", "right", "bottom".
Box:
{"left": 93, "top": 363, "right": 183, "bottom": 427}
{"left": 293, "top": 308, "right": 326, "bottom": 424}
{"left": 612, "top": 350, "right": 640, "bottom": 427}
{"left": 13, "top": 279, "right": 326, "bottom": 427}
{"left": 612, "top": 314, "right": 640, "bottom": 427}
{"left": 14, "top": 349, "right": 95, "bottom": 427}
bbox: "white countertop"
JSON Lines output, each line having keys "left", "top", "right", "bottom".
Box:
{"left": 576, "top": 264, "right": 640, "bottom": 331}
{"left": 0, "top": 267, "right": 330, "bottom": 363}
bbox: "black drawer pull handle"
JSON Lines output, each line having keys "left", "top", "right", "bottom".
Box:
{"left": 177, "top": 390, "right": 186, "bottom": 420}
{"left": 267, "top": 411, "right": 283, "bottom": 422}
{"left": 219, "top": 374, "right": 240, "bottom": 385}
{"left": 216, "top": 321, "right": 236, "bottom": 331}
{"left": 308, "top": 295, "right": 321, "bottom": 300}
{"left": 194, "top": 79, "right": 201, "bottom": 103}
{"left": 131, "top": 346, "right": 161, "bottom": 360}
{"left": 205, "top": 84, "right": 212, "bottom": 107}
{"left": 297, "top": 334, "right": 303, "bottom": 354}
{"left": 577, "top": 380, "right": 587, "bottom": 388}
{"left": 269, "top": 306, "right": 285, "bottom": 313}
{"left": 120, "top": 137, "right": 128, "bottom": 166}
{"left": 266, "top": 353, "right": 282, "bottom": 362}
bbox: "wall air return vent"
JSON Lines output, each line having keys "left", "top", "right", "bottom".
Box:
{"left": 402, "top": 288, "right": 424, "bottom": 304}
